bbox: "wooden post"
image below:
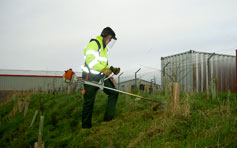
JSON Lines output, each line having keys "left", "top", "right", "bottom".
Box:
{"left": 34, "top": 142, "right": 44, "bottom": 148}
{"left": 169, "top": 83, "right": 180, "bottom": 115}
{"left": 24, "top": 101, "right": 29, "bottom": 117}
{"left": 35, "top": 116, "right": 44, "bottom": 148}
{"left": 38, "top": 116, "right": 44, "bottom": 144}
{"left": 172, "top": 83, "right": 180, "bottom": 112}
{"left": 30, "top": 110, "right": 38, "bottom": 127}
{"left": 18, "top": 99, "right": 24, "bottom": 113}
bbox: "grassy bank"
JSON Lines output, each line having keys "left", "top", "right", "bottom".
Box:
{"left": 0, "top": 91, "right": 236, "bottom": 147}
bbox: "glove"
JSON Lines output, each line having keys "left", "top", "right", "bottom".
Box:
{"left": 102, "top": 68, "right": 112, "bottom": 76}
{"left": 110, "top": 66, "right": 120, "bottom": 75}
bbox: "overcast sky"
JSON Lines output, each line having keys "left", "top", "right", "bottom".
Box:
{"left": 1, "top": 0, "right": 237, "bottom": 76}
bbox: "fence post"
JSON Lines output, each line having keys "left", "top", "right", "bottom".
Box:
{"left": 35, "top": 116, "right": 44, "bottom": 148}
{"left": 30, "top": 110, "right": 38, "bottom": 127}
{"left": 169, "top": 83, "right": 180, "bottom": 115}
{"left": 24, "top": 100, "right": 29, "bottom": 117}
{"left": 211, "top": 77, "right": 217, "bottom": 99}
{"left": 173, "top": 83, "right": 180, "bottom": 113}
{"left": 18, "top": 99, "right": 24, "bottom": 113}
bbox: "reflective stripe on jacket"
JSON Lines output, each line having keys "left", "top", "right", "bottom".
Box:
{"left": 81, "top": 35, "right": 110, "bottom": 74}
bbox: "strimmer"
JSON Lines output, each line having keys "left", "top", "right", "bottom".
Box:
{"left": 63, "top": 69, "right": 164, "bottom": 111}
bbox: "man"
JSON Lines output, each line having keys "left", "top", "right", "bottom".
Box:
{"left": 81, "top": 27, "right": 120, "bottom": 129}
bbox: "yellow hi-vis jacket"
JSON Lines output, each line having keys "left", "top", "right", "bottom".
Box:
{"left": 81, "top": 35, "right": 111, "bottom": 74}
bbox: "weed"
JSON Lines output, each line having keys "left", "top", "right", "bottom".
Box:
{"left": 0, "top": 92, "right": 236, "bottom": 147}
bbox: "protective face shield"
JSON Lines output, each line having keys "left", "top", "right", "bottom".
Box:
{"left": 107, "top": 39, "right": 117, "bottom": 50}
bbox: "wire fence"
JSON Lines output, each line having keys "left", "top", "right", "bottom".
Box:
{"left": 114, "top": 70, "right": 162, "bottom": 85}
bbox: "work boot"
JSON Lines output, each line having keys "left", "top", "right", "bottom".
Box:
{"left": 103, "top": 117, "right": 113, "bottom": 122}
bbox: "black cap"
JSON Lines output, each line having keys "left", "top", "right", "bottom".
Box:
{"left": 101, "top": 27, "right": 117, "bottom": 40}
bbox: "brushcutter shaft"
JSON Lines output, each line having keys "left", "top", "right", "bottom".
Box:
{"left": 83, "top": 80, "right": 162, "bottom": 103}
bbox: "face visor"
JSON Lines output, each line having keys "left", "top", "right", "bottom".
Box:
{"left": 107, "top": 38, "right": 117, "bottom": 50}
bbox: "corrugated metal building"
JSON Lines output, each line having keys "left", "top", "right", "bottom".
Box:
{"left": 161, "top": 50, "right": 236, "bottom": 92}
{"left": 0, "top": 69, "right": 82, "bottom": 92}
{"left": 119, "top": 78, "right": 161, "bottom": 92}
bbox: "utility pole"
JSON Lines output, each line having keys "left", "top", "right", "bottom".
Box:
{"left": 207, "top": 53, "right": 215, "bottom": 90}
{"left": 118, "top": 72, "right": 124, "bottom": 90}
{"left": 135, "top": 68, "right": 141, "bottom": 90}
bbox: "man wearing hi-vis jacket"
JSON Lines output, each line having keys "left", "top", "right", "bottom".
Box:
{"left": 81, "top": 27, "right": 120, "bottom": 129}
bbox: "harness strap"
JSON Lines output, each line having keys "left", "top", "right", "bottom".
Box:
{"left": 89, "top": 39, "right": 101, "bottom": 52}
{"left": 84, "top": 39, "right": 101, "bottom": 74}
{"left": 86, "top": 73, "right": 89, "bottom": 81}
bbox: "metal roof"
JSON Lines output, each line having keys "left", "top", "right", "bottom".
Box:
{"left": 161, "top": 50, "right": 235, "bottom": 59}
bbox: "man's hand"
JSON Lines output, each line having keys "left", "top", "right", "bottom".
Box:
{"left": 102, "top": 68, "right": 112, "bottom": 76}
{"left": 112, "top": 67, "right": 120, "bottom": 75}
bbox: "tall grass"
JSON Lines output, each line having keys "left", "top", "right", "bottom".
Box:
{"left": 0, "top": 91, "right": 236, "bottom": 147}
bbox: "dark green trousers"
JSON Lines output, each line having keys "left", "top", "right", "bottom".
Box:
{"left": 82, "top": 79, "right": 119, "bottom": 129}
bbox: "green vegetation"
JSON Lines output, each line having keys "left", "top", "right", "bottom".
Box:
{"left": 0, "top": 91, "right": 236, "bottom": 148}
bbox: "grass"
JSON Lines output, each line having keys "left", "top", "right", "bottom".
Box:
{"left": 0, "top": 91, "right": 236, "bottom": 148}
